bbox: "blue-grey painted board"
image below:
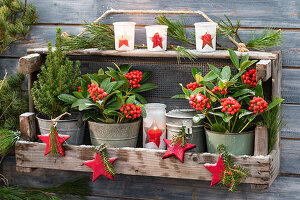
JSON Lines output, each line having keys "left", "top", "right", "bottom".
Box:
{"left": 281, "top": 104, "right": 300, "bottom": 139}
{"left": 0, "top": 58, "right": 20, "bottom": 77}
{"left": 282, "top": 68, "right": 300, "bottom": 104}
{"left": 280, "top": 139, "right": 300, "bottom": 174}
{"left": 25, "top": 0, "right": 300, "bottom": 28}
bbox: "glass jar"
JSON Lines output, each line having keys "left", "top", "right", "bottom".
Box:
{"left": 113, "top": 22, "right": 136, "bottom": 51}
{"left": 145, "top": 25, "right": 168, "bottom": 51}
{"left": 194, "top": 22, "right": 217, "bottom": 52}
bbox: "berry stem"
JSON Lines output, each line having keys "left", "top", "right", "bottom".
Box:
{"left": 231, "top": 113, "right": 238, "bottom": 133}
{"left": 239, "top": 119, "right": 252, "bottom": 133}
{"left": 205, "top": 113, "right": 214, "bottom": 126}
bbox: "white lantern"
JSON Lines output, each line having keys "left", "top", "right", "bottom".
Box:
{"left": 113, "top": 22, "right": 136, "bottom": 51}
{"left": 143, "top": 103, "right": 167, "bottom": 150}
{"left": 145, "top": 25, "right": 168, "bottom": 51}
{"left": 194, "top": 22, "right": 217, "bottom": 52}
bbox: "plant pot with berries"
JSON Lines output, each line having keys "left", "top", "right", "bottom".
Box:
{"left": 173, "top": 49, "right": 284, "bottom": 155}
{"left": 59, "top": 64, "right": 157, "bottom": 148}
{"left": 31, "top": 28, "right": 85, "bottom": 145}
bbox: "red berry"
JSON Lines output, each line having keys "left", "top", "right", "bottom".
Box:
{"left": 242, "top": 68, "right": 258, "bottom": 87}
{"left": 220, "top": 97, "right": 240, "bottom": 115}
{"left": 249, "top": 97, "right": 268, "bottom": 114}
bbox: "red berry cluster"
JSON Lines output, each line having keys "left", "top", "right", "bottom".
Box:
{"left": 221, "top": 97, "right": 241, "bottom": 115}
{"left": 87, "top": 83, "right": 108, "bottom": 101}
{"left": 78, "top": 86, "right": 81, "bottom": 92}
{"left": 249, "top": 97, "right": 268, "bottom": 114}
{"left": 186, "top": 82, "right": 203, "bottom": 91}
{"left": 120, "top": 103, "right": 142, "bottom": 119}
{"left": 124, "top": 70, "right": 143, "bottom": 88}
{"left": 242, "top": 68, "right": 257, "bottom": 86}
{"left": 211, "top": 86, "right": 227, "bottom": 95}
{"left": 189, "top": 93, "right": 211, "bottom": 111}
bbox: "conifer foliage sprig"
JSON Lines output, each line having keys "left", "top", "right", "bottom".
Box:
{"left": 31, "top": 28, "right": 81, "bottom": 118}
{"left": 171, "top": 126, "right": 187, "bottom": 147}
{"left": 94, "top": 144, "right": 116, "bottom": 177}
{"left": 217, "top": 145, "right": 249, "bottom": 192}
{"left": 0, "top": 0, "right": 38, "bottom": 55}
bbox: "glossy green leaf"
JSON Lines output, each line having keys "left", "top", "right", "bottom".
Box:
{"left": 140, "top": 71, "right": 152, "bottom": 83}
{"left": 255, "top": 80, "right": 264, "bottom": 98}
{"left": 135, "top": 94, "right": 147, "bottom": 104}
{"left": 192, "top": 68, "right": 202, "bottom": 79}
{"left": 228, "top": 49, "right": 239, "bottom": 70}
{"left": 223, "top": 115, "right": 233, "bottom": 122}
{"left": 232, "top": 89, "right": 255, "bottom": 97}
{"left": 58, "top": 94, "right": 78, "bottom": 104}
{"left": 73, "top": 91, "right": 84, "bottom": 99}
{"left": 131, "top": 83, "right": 157, "bottom": 93}
{"left": 192, "top": 114, "right": 205, "bottom": 123}
{"left": 126, "top": 95, "right": 136, "bottom": 104}
{"left": 221, "top": 66, "right": 231, "bottom": 80}
{"left": 268, "top": 98, "right": 284, "bottom": 111}
{"left": 204, "top": 71, "right": 217, "bottom": 82}
{"left": 240, "top": 60, "right": 257, "bottom": 71}
{"left": 171, "top": 94, "right": 186, "bottom": 99}
{"left": 239, "top": 109, "right": 253, "bottom": 119}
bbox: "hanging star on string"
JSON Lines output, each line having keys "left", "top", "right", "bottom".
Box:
{"left": 84, "top": 153, "right": 117, "bottom": 182}
{"left": 204, "top": 154, "right": 225, "bottom": 186}
{"left": 37, "top": 124, "right": 70, "bottom": 156}
{"left": 201, "top": 32, "right": 214, "bottom": 48}
{"left": 162, "top": 139, "right": 196, "bottom": 162}
{"left": 152, "top": 32, "right": 163, "bottom": 48}
{"left": 119, "top": 39, "right": 129, "bottom": 48}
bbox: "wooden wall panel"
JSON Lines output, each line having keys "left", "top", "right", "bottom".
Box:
{"left": 281, "top": 105, "right": 300, "bottom": 139}
{"left": 282, "top": 69, "right": 300, "bottom": 104}
{"left": 280, "top": 139, "right": 300, "bottom": 174}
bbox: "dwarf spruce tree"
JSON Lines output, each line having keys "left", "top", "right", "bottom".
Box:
{"left": 31, "top": 28, "right": 81, "bottom": 118}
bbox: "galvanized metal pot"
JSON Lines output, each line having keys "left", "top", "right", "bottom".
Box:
{"left": 88, "top": 119, "right": 141, "bottom": 148}
{"left": 205, "top": 128, "right": 254, "bottom": 155}
{"left": 36, "top": 113, "right": 85, "bottom": 145}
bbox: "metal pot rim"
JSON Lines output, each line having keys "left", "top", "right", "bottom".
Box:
{"left": 165, "top": 109, "right": 202, "bottom": 119}
{"left": 88, "top": 118, "right": 141, "bottom": 125}
{"left": 36, "top": 113, "right": 81, "bottom": 122}
{"left": 166, "top": 123, "right": 203, "bottom": 128}
{"left": 204, "top": 127, "right": 254, "bottom": 135}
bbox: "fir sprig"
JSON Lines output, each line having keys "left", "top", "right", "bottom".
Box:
{"left": 171, "top": 126, "right": 187, "bottom": 147}
{"left": 94, "top": 144, "right": 116, "bottom": 177}
{"left": 0, "top": 129, "right": 20, "bottom": 156}
{"left": 217, "top": 15, "right": 242, "bottom": 43}
{"left": 247, "top": 29, "right": 283, "bottom": 50}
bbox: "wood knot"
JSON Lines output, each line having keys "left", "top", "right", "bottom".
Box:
{"left": 192, "top": 156, "right": 198, "bottom": 162}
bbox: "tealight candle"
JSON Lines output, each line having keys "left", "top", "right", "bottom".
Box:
{"left": 145, "top": 25, "right": 168, "bottom": 51}
{"left": 194, "top": 22, "right": 217, "bottom": 52}
{"left": 113, "top": 22, "right": 136, "bottom": 51}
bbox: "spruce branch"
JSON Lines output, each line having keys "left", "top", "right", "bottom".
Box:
{"left": 94, "top": 144, "right": 116, "bottom": 177}
{"left": 247, "top": 28, "right": 283, "bottom": 50}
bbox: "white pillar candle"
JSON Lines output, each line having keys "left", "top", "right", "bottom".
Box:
{"left": 194, "top": 22, "right": 217, "bottom": 52}
{"left": 113, "top": 22, "right": 136, "bottom": 51}
{"left": 143, "top": 103, "right": 167, "bottom": 150}
{"left": 145, "top": 25, "right": 168, "bottom": 51}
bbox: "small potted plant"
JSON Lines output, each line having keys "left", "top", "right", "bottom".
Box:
{"left": 59, "top": 64, "right": 157, "bottom": 148}
{"left": 31, "top": 28, "right": 84, "bottom": 145}
{"left": 174, "top": 49, "right": 284, "bottom": 155}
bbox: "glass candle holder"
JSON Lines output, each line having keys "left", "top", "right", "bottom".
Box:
{"left": 194, "top": 22, "right": 217, "bottom": 52}
{"left": 145, "top": 25, "right": 168, "bottom": 51}
{"left": 143, "top": 103, "right": 167, "bottom": 149}
{"left": 113, "top": 22, "right": 136, "bottom": 51}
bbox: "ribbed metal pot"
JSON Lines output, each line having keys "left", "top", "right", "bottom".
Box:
{"left": 88, "top": 119, "right": 141, "bottom": 148}
{"left": 36, "top": 113, "right": 85, "bottom": 145}
{"left": 165, "top": 109, "right": 205, "bottom": 152}
{"left": 205, "top": 128, "right": 254, "bottom": 155}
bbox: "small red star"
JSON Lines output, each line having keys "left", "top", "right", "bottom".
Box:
{"left": 204, "top": 154, "right": 225, "bottom": 186}
{"left": 162, "top": 139, "right": 196, "bottom": 162}
{"left": 152, "top": 32, "right": 163, "bottom": 48}
{"left": 119, "top": 39, "right": 129, "bottom": 48}
{"left": 37, "top": 128, "right": 70, "bottom": 156}
{"left": 202, "top": 33, "right": 213, "bottom": 48}
{"left": 84, "top": 153, "right": 117, "bottom": 182}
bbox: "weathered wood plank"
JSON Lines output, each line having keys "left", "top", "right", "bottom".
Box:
{"left": 19, "top": 53, "right": 41, "bottom": 74}
{"left": 254, "top": 126, "right": 268, "bottom": 156}
{"left": 15, "top": 141, "right": 272, "bottom": 184}
{"left": 280, "top": 139, "right": 300, "bottom": 174}
{"left": 19, "top": 112, "right": 37, "bottom": 141}
{"left": 256, "top": 60, "right": 272, "bottom": 82}
{"left": 282, "top": 68, "right": 300, "bottom": 104}
{"left": 281, "top": 104, "right": 300, "bottom": 139}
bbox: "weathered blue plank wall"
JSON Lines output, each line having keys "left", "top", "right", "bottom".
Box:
{"left": 1, "top": 0, "right": 300, "bottom": 198}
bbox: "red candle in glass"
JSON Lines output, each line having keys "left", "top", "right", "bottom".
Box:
{"left": 147, "top": 126, "right": 162, "bottom": 148}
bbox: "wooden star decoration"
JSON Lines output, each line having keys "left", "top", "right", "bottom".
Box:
{"left": 204, "top": 154, "right": 225, "bottom": 186}
{"left": 119, "top": 39, "right": 129, "bottom": 48}
{"left": 37, "top": 127, "right": 70, "bottom": 156}
{"left": 84, "top": 153, "right": 117, "bottom": 182}
{"left": 152, "top": 32, "right": 163, "bottom": 48}
{"left": 162, "top": 139, "right": 196, "bottom": 162}
{"left": 201, "top": 32, "right": 214, "bottom": 48}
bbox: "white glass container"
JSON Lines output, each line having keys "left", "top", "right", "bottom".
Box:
{"left": 145, "top": 25, "right": 168, "bottom": 51}
{"left": 194, "top": 22, "right": 217, "bottom": 52}
{"left": 113, "top": 22, "right": 136, "bottom": 51}
{"left": 143, "top": 103, "right": 167, "bottom": 149}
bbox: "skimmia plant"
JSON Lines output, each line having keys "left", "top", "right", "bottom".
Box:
{"left": 59, "top": 64, "right": 157, "bottom": 123}
{"left": 173, "top": 49, "right": 284, "bottom": 133}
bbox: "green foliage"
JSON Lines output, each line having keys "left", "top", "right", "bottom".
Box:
{"left": 0, "top": 0, "right": 38, "bottom": 55}
{"left": 59, "top": 64, "right": 156, "bottom": 123}
{"left": 94, "top": 144, "right": 116, "bottom": 177}
{"left": 62, "top": 22, "right": 114, "bottom": 51}
{"left": 217, "top": 144, "right": 249, "bottom": 192}
{"left": 0, "top": 72, "right": 27, "bottom": 130}
{"left": 171, "top": 126, "right": 187, "bottom": 147}
{"left": 31, "top": 28, "right": 81, "bottom": 118}
{"left": 217, "top": 15, "right": 242, "bottom": 42}
{"left": 247, "top": 29, "right": 283, "bottom": 50}
{"left": 0, "top": 129, "right": 20, "bottom": 156}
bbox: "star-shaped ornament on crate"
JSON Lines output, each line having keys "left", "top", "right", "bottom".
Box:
{"left": 204, "top": 154, "right": 225, "bottom": 186}
{"left": 117, "top": 34, "right": 131, "bottom": 48}
{"left": 201, "top": 32, "right": 214, "bottom": 48}
{"left": 119, "top": 39, "right": 129, "bottom": 48}
{"left": 151, "top": 32, "right": 163, "bottom": 48}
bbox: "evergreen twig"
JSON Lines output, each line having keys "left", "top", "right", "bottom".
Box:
{"left": 94, "top": 144, "right": 116, "bottom": 176}
{"left": 247, "top": 28, "right": 283, "bottom": 50}
{"left": 171, "top": 126, "right": 187, "bottom": 147}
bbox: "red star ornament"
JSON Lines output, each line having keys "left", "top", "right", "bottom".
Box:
{"left": 201, "top": 33, "right": 213, "bottom": 48}
{"left": 37, "top": 128, "right": 70, "bottom": 156}
{"left": 84, "top": 153, "right": 117, "bottom": 182}
{"left": 162, "top": 139, "right": 196, "bottom": 162}
{"left": 119, "top": 39, "right": 129, "bottom": 48}
{"left": 152, "top": 32, "right": 163, "bottom": 49}
{"left": 204, "top": 154, "right": 225, "bottom": 186}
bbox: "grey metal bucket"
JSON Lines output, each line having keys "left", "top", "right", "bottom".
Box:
{"left": 36, "top": 113, "right": 85, "bottom": 145}
{"left": 205, "top": 128, "right": 254, "bottom": 155}
{"left": 88, "top": 119, "right": 141, "bottom": 148}
{"left": 165, "top": 109, "right": 205, "bottom": 152}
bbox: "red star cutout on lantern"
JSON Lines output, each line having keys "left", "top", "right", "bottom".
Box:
{"left": 162, "top": 139, "right": 196, "bottom": 162}
{"left": 152, "top": 32, "right": 163, "bottom": 49}
{"left": 119, "top": 39, "right": 129, "bottom": 48}
{"left": 201, "top": 32, "right": 213, "bottom": 48}
{"left": 204, "top": 154, "right": 225, "bottom": 186}
{"left": 37, "top": 128, "right": 70, "bottom": 156}
{"left": 84, "top": 153, "right": 117, "bottom": 182}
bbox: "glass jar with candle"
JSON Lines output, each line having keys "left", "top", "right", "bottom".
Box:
{"left": 143, "top": 103, "right": 167, "bottom": 149}
{"left": 113, "top": 22, "right": 136, "bottom": 51}
{"left": 145, "top": 25, "right": 168, "bottom": 51}
{"left": 194, "top": 22, "right": 217, "bottom": 52}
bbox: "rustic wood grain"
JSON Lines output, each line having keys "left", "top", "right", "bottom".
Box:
{"left": 254, "top": 126, "right": 268, "bottom": 156}
{"left": 19, "top": 112, "right": 37, "bottom": 141}
{"left": 19, "top": 53, "right": 41, "bottom": 74}
{"left": 256, "top": 60, "right": 271, "bottom": 82}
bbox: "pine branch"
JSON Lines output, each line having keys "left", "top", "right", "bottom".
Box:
{"left": 247, "top": 29, "right": 283, "bottom": 50}
{"left": 94, "top": 144, "right": 116, "bottom": 176}
{"left": 171, "top": 126, "right": 187, "bottom": 147}
{"left": 0, "top": 129, "right": 20, "bottom": 156}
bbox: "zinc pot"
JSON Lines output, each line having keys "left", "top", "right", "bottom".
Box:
{"left": 36, "top": 113, "right": 85, "bottom": 145}
{"left": 166, "top": 109, "right": 206, "bottom": 152}
{"left": 205, "top": 128, "right": 254, "bottom": 155}
{"left": 88, "top": 119, "right": 141, "bottom": 148}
